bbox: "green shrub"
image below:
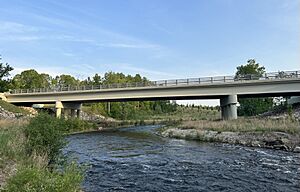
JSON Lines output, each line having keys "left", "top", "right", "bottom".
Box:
{"left": 24, "top": 113, "right": 66, "bottom": 163}
{"left": 4, "top": 163, "right": 83, "bottom": 192}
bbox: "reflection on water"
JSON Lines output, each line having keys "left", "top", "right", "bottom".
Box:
{"left": 63, "top": 125, "right": 300, "bottom": 192}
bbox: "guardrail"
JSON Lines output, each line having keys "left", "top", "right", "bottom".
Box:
{"left": 9, "top": 70, "right": 300, "bottom": 94}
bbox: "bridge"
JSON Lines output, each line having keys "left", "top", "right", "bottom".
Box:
{"left": 1, "top": 70, "right": 299, "bottom": 120}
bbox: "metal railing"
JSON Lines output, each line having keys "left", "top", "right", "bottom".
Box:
{"left": 9, "top": 70, "right": 300, "bottom": 94}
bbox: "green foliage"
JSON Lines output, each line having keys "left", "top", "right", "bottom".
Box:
{"left": 24, "top": 113, "right": 66, "bottom": 163}
{"left": 1, "top": 116, "right": 85, "bottom": 191}
{"left": 238, "top": 98, "right": 273, "bottom": 116}
{"left": 235, "top": 59, "right": 273, "bottom": 116}
{"left": 12, "top": 69, "right": 50, "bottom": 89}
{"left": 0, "top": 100, "right": 29, "bottom": 115}
{"left": 55, "top": 74, "right": 80, "bottom": 87}
{"left": 4, "top": 163, "right": 83, "bottom": 192}
{"left": 0, "top": 125, "right": 25, "bottom": 168}
{"left": 235, "top": 59, "right": 265, "bottom": 78}
{"left": 0, "top": 56, "right": 14, "bottom": 92}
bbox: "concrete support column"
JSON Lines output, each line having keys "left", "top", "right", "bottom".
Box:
{"left": 55, "top": 101, "right": 63, "bottom": 118}
{"left": 71, "top": 109, "right": 76, "bottom": 118}
{"left": 220, "top": 95, "right": 238, "bottom": 120}
{"left": 76, "top": 109, "right": 81, "bottom": 119}
{"left": 63, "top": 109, "right": 68, "bottom": 119}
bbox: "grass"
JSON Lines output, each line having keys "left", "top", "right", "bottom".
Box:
{"left": 0, "top": 100, "right": 30, "bottom": 115}
{"left": 0, "top": 115, "right": 84, "bottom": 191}
{"left": 0, "top": 120, "right": 27, "bottom": 168}
{"left": 178, "top": 118, "right": 300, "bottom": 134}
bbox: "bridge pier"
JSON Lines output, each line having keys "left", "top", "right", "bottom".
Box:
{"left": 71, "top": 109, "right": 76, "bottom": 118}
{"left": 76, "top": 109, "right": 81, "bottom": 118}
{"left": 220, "top": 95, "right": 238, "bottom": 120}
{"left": 55, "top": 101, "right": 63, "bottom": 118}
{"left": 55, "top": 101, "right": 82, "bottom": 119}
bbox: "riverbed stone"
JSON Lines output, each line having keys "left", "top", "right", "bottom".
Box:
{"left": 161, "top": 128, "right": 299, "bottom": 152}
{"left": 293, "top": 146, "right": 300, "bottom": 153}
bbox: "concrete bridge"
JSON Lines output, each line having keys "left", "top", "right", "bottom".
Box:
{"left": 1, "top": 70, "right": 299, "bottom": 120}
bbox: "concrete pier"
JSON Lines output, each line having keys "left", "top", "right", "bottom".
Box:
{"left": 71, "top": 109, "right": 76, "bottom": 118}
{"left": 76, "top": 109, "right": 81, "bottom": 118}
{"left": 55, "top": 101, "right": 82, "bottom": 119}
{"left": 220, "top": 95, "right": 238, "bottom": 120}
{"left": 55, "top": 101, "right": 63, "bottom": 118}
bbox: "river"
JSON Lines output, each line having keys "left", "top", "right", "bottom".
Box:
{"left": 63, "top": 125, "right": 300, "bottom": 192}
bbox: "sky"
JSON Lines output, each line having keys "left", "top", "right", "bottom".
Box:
{"left": 0, "top": 0, "right": 299, "bottom": 106}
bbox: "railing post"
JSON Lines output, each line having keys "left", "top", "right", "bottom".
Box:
{"left": 224, "top": 76, "right": 226, "bottom": 82}
{"left": 176, "top": 80, "right": 178, "bottom": 85}
{"left": 187, "top": 79, "right": 189, "bottom": 85}
{"left": 211, "top": 77, "right": 213, "bottom": 83}
{"left": 165, "top": 80, "right": 167, "bottom": 86}
{"left": 199, "top": 78, "right": 201, "bottom": 84}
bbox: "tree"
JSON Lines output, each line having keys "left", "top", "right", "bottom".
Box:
{"left": 235, "top": 59, "right": 273, "bottom": 116}
{"left": 0, "top": 56, "right": 13, "bottom": 92}
{"left": 92, "top": 73, "right": 101, "bottom": 85}
{"left": 55, "top": 75, "right": 79, "bottom": 87}
{"left": 235, "top": 59, "right": 265, "bottom": 78}
{"left": 12, "top": 69, "right": 48, "bottom": 89}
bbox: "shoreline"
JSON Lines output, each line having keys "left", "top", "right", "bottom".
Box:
{"left": 159, "top": 127, "right": 300, "bottom": 153}
{"left": 66, "top": 120, "right": 300, "bottom": 153}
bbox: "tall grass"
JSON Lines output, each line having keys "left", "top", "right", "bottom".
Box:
{"left": 179, "top": 118, "right": 300, "bottom": 134}
{"left": 0, "top": 114, "right": 84, "bottom": 191}
{"left": 0, "top": 100, "right": 29, "bottom": 115}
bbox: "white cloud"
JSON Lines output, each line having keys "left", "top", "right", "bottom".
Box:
{"left": 0, "top": 35, "right": 42, "bottom": 42}
{"left": 0, "top": 21, "right": 39, "bottom": 33}
{"left": 99, "top": 43, "right": 160, "bottom": 49}
{"left": 119, "top": 64, "right": 177, "bottom": 79}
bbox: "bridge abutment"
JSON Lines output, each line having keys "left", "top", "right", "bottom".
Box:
{"left": 220, "top": 95, "right": 238, "bottom": 120}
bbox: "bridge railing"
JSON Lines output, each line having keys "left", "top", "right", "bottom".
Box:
{"left": 9, "top": 70, "right": 300, "bottom": 94}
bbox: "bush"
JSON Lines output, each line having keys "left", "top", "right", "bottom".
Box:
{"left": 4, "top": 163, "right": 83, "bottom": 192}
{"left": 24, "top": 113, "right": 66, "bottom": 163}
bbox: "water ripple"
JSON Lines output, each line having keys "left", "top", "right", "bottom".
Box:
{"left": 64, "top": 125, "right": 300, "bottom": 192}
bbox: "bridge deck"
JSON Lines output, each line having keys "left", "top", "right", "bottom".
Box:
{"left": 7, "top": 70, "right": 300, "bottom": 96}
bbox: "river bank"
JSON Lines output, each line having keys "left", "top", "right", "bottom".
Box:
{"left": 0, "top": 115, "right": 84, "bottom": 191}
{"left": 159, "top": 118, "right": 300, "bottom": 152}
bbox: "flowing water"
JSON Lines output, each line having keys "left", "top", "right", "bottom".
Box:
{"left": 63, "top": 125, "right": 300, "bottom": 192}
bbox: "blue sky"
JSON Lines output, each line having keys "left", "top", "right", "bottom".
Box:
{"left": 0, "top": 0, "right": 299, "bottom": 81}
